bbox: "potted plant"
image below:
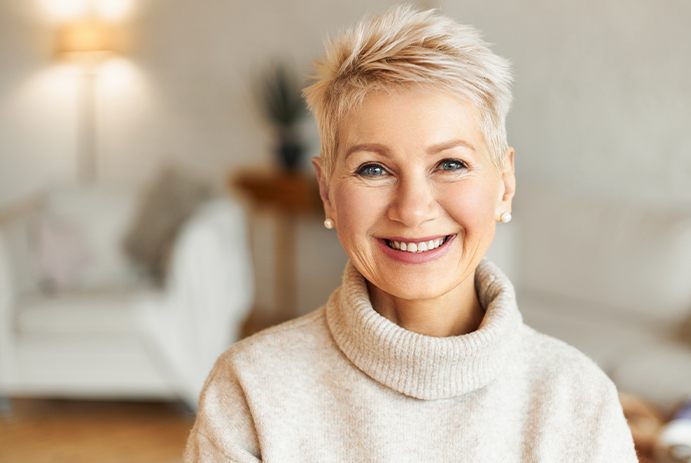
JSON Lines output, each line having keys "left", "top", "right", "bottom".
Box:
{"left": 256, "top": 63, "right": 308, "bottom": 171}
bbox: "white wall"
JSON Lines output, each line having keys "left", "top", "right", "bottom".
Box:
{"left": 0, "top": 2, "right": 77, "bottom": 203}
{"left": 6, "top": 0, "right": 685, "bottom": 203}
{"left": 1, "top": 0, "right": 690, "bottom": 313}
{"left": 439, "top": 0, "right": 691, "bottom": 202}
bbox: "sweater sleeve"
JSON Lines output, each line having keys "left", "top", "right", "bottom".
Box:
{"left": 184, "top": 352, "right": 262, "bottom": 463}
{"left": 584, "top": 378, "right": 638, "bottom": 462}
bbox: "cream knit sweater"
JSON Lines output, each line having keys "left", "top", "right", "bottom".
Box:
{"left": 184, "top": 260, "right": 637, "bottom": 462}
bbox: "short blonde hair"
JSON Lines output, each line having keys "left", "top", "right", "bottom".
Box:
{"left": 303, "top": 5, "right": 513, "bottom": 178}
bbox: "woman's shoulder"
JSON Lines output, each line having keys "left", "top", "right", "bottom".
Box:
{"left": 189, "top": 311, "right": 331, "bottom": 462}
{"left": 215, "top": 306, "right": 334, "bottom": 372}
{"left": 517, "top": 323, "right": 617, "bottom": 393}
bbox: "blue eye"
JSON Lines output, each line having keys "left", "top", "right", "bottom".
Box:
{"left": 437, "top": 159, "right": 467, "bottom": 171}
{"left": 356, "top": 163, "right": 388, "bottom": 177}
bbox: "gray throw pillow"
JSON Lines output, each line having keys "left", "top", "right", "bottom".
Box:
{"left": 123, "top": 166, "right": 212, "bottom": 286}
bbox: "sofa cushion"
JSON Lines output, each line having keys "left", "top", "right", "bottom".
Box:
{"left": 610, "top": 342, "right": 691, "bottom": 412}
{"left": 37, "top": 184, "right": 142, "bottom": 291}
{"left": 17, "top": 289, "right": 155, "bottom": 337}
{"left": 518, "top": 289, "right": 664, "bottom": 372}
{"left": 519, "top": 289, "right": 691, "bottom": 411}
{"left": 123, "top": 167, "right": 212, "bottom": 286}
{"left": 517, "top": 190, "right": 691, "bottom": 325}
{"left": 35, "top": 212, "right": 90, "bottom": 291}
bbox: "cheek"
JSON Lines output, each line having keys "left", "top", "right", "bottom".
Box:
{"left": 443, "top": 182, "right": 498, "bottom": 232}
{"left": 331, "top": 184, "right": 384, "bottom": 243}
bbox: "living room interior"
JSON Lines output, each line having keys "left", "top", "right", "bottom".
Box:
{"left": 1, "top": 0, "right": 690, "bottom": 462}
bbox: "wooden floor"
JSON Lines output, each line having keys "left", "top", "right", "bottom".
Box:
{"left": 0, "top": 395, "right": 653, "bottom": 462}
{"left": 0, "top": 398, "right": 195, "bottom": 463}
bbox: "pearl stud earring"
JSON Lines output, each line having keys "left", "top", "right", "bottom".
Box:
{"left": 499, "top": 212, "right": 512, "bottom": 224}
{"left": 323, "top": 218, "right": 334, "bottom": 229}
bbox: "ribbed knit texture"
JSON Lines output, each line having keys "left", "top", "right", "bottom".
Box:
{"left": 326, "top": 261, "right": 522, "bottom": 400}
{"left": 185, "top": 260, "right": 638, "bottom": 462}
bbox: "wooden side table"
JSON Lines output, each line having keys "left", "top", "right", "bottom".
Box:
{"left": 230, "top": 169, "right": 322, "bottom": 336}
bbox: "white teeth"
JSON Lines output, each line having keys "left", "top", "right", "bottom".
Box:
{"left": 388, "top": 236, "right": 448, "bottom": 253}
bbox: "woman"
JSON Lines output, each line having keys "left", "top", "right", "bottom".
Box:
{"left": 185, "top": 6, "right": 637, "bottom": 462}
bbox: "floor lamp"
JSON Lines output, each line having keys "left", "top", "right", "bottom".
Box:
{"left": 55, "top": 20, "right": 120, "bottom": 184}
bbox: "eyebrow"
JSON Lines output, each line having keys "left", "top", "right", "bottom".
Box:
{"left": 344, "top": 139, "right": 476, "bottom": 159}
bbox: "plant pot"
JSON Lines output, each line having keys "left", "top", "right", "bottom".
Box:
{"left": 275, "top": 140, "right": 304, "bottom": 171}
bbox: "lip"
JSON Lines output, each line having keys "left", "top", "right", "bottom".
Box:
{"left": 376, "top": 234, "right": 456, "bottom": 264}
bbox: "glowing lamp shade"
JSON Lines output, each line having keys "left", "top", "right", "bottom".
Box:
{"left": 54, "top": 19, "right": 126, "bottom": 182}
{"left": 55, "top": 21, "right": 120, "bottom": 57}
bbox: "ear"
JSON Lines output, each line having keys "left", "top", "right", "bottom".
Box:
{"left": 497, "top": 147, "right": 516, "bottom": 211}
{"left": 312, "top": 156, "right": 336, "bottom": 219}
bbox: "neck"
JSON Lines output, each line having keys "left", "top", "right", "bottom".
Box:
{"left": 367, "top": 272, "right": 484, "bottom": 337}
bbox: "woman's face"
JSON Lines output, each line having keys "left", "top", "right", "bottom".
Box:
{"left": 314, "top": 86, "right": 515, "bottom": 301}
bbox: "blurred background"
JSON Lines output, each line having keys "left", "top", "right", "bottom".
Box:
{"left": 0, "top": 0, "right": 690, "bottom": 461}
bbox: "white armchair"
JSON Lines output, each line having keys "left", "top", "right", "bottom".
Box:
{"left": 0, "top": 184, "right": 253, "bottom": 408}
{"left": 135, "top": 198, "right": 254, "bottom": 406}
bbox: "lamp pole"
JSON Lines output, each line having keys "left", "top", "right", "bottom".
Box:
{"left": 56, "top": 19, "right": 120, "bottom": 184}
{"left": 78, "top": 66, "right": 97, "bottom": 183}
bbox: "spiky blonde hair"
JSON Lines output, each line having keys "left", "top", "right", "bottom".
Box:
{"left": 303, "top": 5, "right": 513, "bottom": 178}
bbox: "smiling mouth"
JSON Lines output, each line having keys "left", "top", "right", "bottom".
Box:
{"left": 383, "top": 235, "right": 453, "bottom": 253}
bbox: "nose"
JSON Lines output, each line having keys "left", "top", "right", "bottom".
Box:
{"left": 387, "top": 173, "right": 439, "bottom": 228}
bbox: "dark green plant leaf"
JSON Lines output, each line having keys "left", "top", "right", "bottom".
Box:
{"left": 256, "top": 63, "right": 307, "bottom": 129}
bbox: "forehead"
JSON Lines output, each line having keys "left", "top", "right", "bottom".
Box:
{"left": 337, "top": 86, "right": 485, "bottom": 155}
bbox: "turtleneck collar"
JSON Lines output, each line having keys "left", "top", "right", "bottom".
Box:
{"left": 325, "top": 259, "right": 524, "bottom": 400}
